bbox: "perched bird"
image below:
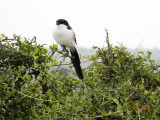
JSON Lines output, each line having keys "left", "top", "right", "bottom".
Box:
{"left": 52, "top": 19, "right": 83, "bottom": 79}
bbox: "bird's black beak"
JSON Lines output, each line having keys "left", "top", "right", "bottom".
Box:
{"left": 56, "top": 21, "right": 60, "bottom": 25}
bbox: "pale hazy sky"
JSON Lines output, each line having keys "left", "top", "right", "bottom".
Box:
{"left": 0, "top": 0, "right": 160, "bottom": 49}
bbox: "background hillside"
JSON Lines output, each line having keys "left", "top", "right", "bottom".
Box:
{"left": 62, "top": 47, "right": 160, "bottom": 66}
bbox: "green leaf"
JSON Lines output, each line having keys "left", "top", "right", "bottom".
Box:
{"left": 1, "top": 33, "right": 5, "bottom": 37}
{"left": 35, "top": 114, "right": 38, "bottom": 117}
{"left": 13, "top": 33, "right": 17, "bottom": 37}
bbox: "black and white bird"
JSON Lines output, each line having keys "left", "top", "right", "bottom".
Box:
{"left": 52, "top": 19, "right": 83, "bottom": 80}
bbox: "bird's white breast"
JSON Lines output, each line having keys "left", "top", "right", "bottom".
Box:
{"left": 53, "top": 24, "right": 75, "bottom": 48}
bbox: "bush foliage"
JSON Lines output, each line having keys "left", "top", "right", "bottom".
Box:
{"left": 0, "top": 32, "right": 160, "bottom": 120}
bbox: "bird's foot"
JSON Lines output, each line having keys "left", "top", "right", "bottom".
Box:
{"left": 61, "top": 46, "right": 69, "bottom": 56}
{"left": 61, "top": 46, "right": 67, "bottom": 52}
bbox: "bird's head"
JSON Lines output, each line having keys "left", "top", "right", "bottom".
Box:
{"left": 56, "top": 19, "right": 69, "bottom": 26}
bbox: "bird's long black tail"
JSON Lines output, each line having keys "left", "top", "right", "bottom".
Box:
{"left": 70, "top": 48, "right": 83, "bottom": 79}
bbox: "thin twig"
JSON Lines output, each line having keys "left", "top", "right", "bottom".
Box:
{"left": 135, "top": 90, "right": 154, "bottom": 108}
{"left": 133, "top": 39, "right": 144, "bottom": 55}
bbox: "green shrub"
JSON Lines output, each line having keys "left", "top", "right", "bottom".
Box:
{"left": 0, "top": 32, "right": 159, "bottom": 120}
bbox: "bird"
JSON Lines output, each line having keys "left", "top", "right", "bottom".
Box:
{"left": 52, "top": 19, "right": 83, "bottom": 80}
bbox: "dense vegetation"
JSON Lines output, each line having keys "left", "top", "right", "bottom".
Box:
{"left": 0, "top": 32, "right": 160, "bottom": 120}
